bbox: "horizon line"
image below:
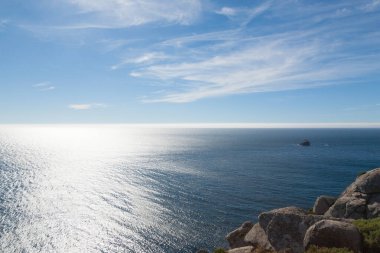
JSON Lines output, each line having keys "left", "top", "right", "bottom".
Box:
{"left": 1, "top": 123, "right": 380, "bottom": 128}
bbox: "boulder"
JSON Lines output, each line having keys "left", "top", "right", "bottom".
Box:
{"left": 344, "top": 169, "right": 380, "bottom": 195}
{"left": 325, "top": 168, "right": 380, "bottom": 219}
{"left": 244, "top": 223, "right": 273, "bottom": 250}
{"left": 367, "top": 193, "right": 380, "bottom": 218}
{"left": 258, "top": 207, "right": 324, "bottom": 253}
{"left": 304, "top": 219, "right": 363, "bottom": 253}
{"left": 226, "top": 221, "right": 254, "bottom": 249}
{"left": 325, "top": 196, "right": 367, "bottom": 219}
{"left": 226, "top": 222, "right": 273, "bottom": 250}
{"left": 227, "top": 246, "right": 255, "bottom": 253}
{"left": 312, "top": 195, "right": 337, "bottom": 215}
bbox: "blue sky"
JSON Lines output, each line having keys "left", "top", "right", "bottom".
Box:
{"left": 0, "top": 0, "right": 379, "bottom": 124}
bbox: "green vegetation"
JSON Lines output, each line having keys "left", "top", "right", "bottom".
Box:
{"left": 213, "top": 248, "right": 226, "bottom": 253}
{"left": 353, "top": 217, "right": 380, "bottom": 253}
{"left": 305, "top": 246, "right": 353, "bottom": 253}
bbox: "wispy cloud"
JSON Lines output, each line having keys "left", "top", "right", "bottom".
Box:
{"left": 215, "top": 1, "right": 273, "bottom": 26}
{"left": 216, "top": 7, "right": 238, "bottom": 18}
{"left": 97, "top": 39, "right": 136, "bottom": 52}
{"left": 68, "top": 103, "right": 107, "bottom": 110}
{"left": 344, "top": 103, "right": 380, "bottom": 112}
{"left": 33, "top": 82, "right": 56, "bottom": 91}
{"left": 0, "top": 19, "right": 9, "bottom": 30}
{"left": 18, "top": 1, "right": 380, "bottom": 104}
{"left": 127, "top": 1, "right": 380, "bottom": 103}
{"left": 361, "top": 0, "right": 380, "bottom": 12}
{"left": 111, "top": 52, "right": 169, "bottom": 70}
{"left": 61, "top": 0, "right": 202, "bottom": 29}
{"left": 161, "top": 29, "right": 241, "bottom": 47}
{"left": 136, "top": 33, "right": 380, "bottom": 102}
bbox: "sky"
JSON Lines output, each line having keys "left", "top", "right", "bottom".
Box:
{"left": 0, "top": 0, "right": 379, "bottom": 124}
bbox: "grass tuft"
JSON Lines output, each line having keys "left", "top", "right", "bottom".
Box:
{"left": 353, "top": 217, "right": 380, "bottom": 253}
{"left": 213, "top": 248, "right": 226, "bottom": 253}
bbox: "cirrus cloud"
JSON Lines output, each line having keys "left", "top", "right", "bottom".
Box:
{"left": 33, "top": 82, "right": 56, "bottom": 91}
{"left": 68, "top": 103, "right": 107, "bottom": 110}
{"left": 63, "top": 0, "right": 202, "bottom": 28}
{"left": 127, "top": 1, "right": 380, "bottom": 103}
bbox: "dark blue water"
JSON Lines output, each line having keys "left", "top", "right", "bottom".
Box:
{"left": 0, "top": 126, "right": 379, "bottom": 252}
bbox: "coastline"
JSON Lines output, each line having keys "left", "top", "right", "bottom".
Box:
{"left": 201, "top": 168, "right": 380, "bottom": 253}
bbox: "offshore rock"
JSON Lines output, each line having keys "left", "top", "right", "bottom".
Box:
{"left": 299, "top": 139, "right": 311, "bottom": 146}
{"left": 304, "top": 219, "right": 362, "bottom": 253}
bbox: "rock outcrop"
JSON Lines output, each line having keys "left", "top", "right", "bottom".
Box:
{"left": 258, "top": 207, "right": 323, "bottom": 253}
{"left": 244, "top": 223, "right": 273, "bottom": 250}
{"left": 367, "top": 193, "right": 380, "bottom": 218}
{"left": 227, "top": 246, "right": 255, "bottom": 253}
{"left": 325, "top": 168, "right": 380, "bottom": 219}
{"left": 303, "top": 220, "right": 362, "bottom": 253}
{"left": 299, "top": 139, "right": 311, "bottom": 146}
{"left": 226, "top": 221, "right": 254, "bottom": 248}
{"left": 312, "top": 195, "right": 337, "bottom": 215}
{"left": 211, "top": 168, "right": 380, "bottom": 253}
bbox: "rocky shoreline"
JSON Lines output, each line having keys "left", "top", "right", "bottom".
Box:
{"left": 198, "top": 167, "right": 380, "bottom": 253}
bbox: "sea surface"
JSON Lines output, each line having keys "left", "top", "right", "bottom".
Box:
{"left": 0, "top": 125, "right": 379, "bottom": 253}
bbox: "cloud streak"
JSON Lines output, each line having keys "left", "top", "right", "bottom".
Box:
{"left": 215, "top": 1, "right": 273, "bottom": 27}
{"left": 111, "top": 52, "right": 169, "bottom": 70}
{"left": 68, "top": 103, "right": 107, "bottom": 110}
{"left": 127, "top": 1, "right": 380, "bottom": 103}
{"left": 19, "top": 0, "right": 380, "bottom": 104}
{"left": 33, "top": 82, "right": 56, "bottom": 91}
{"left": 62, "top": 0, "right": 202, "bottom": 28}
{"left": 0, "top": 19, "right": 9, "bottom": 30}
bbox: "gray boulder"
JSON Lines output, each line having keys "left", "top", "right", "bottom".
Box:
{"left": 244, "top": 223, "right": 273, "bottom": 250}
{"left": 226, "top": 221, "right": 254, "bottom": 249}
{"left": 227, "top": 246, "right": 255, "bottom": 253}
{"left": 344, "top": 169, "right": 380, "bottom": 194}
{"left": 325, "top": 195, "right": 367, "bottom": 219}
{"left": 367, "top": 193, "right": 380, "bottom": 218}
{"left": 258, "top": 206, "right": 324, "bottom": 253}
{"left": 313, "top": 195, "right": 337, "bottom": 215}
{"left": 325, "top": 168, "right": 380, "bottom": 219}
{"left": 304, "top": 219, "right": 363, "bottom": 253}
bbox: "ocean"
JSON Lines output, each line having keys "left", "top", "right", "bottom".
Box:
{"left": 0, "top": 125, "right": 379, "bottom": 252}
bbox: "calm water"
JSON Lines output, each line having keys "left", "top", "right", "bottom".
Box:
{"left": 0, "top": 125, "right": 379, "bottom": 253}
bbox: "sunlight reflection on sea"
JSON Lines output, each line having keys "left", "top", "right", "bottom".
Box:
{"left": 1, "top": 125, "right": 379, "bottom": 252}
